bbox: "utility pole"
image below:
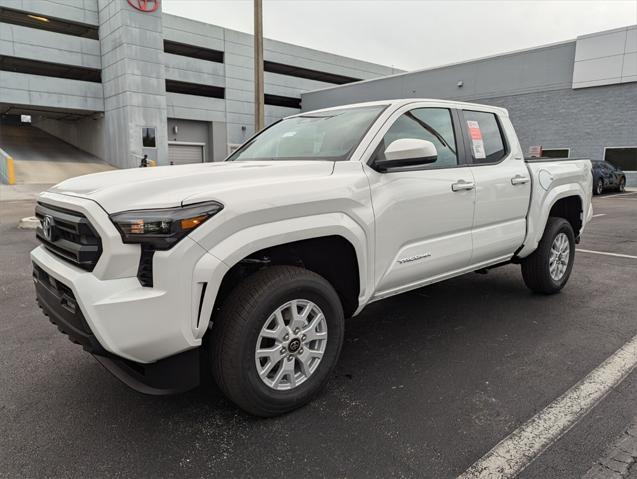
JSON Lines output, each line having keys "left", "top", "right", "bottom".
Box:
{"left": 253, "top": 0, "right": 264, "bottom": 132}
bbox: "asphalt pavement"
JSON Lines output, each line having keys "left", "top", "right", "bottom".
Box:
{"left": 1, "top": 192, "right": 636, "bottom": 478}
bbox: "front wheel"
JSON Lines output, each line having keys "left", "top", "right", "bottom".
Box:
{"left": 521, "top": 217, "right": 575, "bottom": 294}
{"left": 211, "top": 266, "right": 344, "bottom": 417}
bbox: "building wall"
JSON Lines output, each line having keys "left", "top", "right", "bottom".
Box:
{"left": 301, "top": 41, "right": 577, "bottom": 111}
{"left": 301, "top": 27, "right": 637, "bottom": 183}
{"left": 98, "top": 0, "right": 168, "bottom": 168}
{"left": 35, "top": 115, "right": 106, "bottom": 159}
{"left": 0, "top": 0, "right": 397, "bottom": 166}
{"left": 472, "top": 83, "right": 637, "bottom": 161}
{"left": 573, "top": 25, "right": 637, "bottom": 88}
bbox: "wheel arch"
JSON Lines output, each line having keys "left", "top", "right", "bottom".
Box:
{"left": 206, "top": 213, "right": 370, "bottom": 321}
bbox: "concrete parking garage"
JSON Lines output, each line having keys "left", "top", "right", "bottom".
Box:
{"left": 1, "top": 191, "right": 636, "bottom": 478}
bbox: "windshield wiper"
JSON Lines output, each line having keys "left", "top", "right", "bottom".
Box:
{"left": 405, "top": 112, "right": 457, "bottom": 155}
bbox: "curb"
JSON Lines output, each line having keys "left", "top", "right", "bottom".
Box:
{"left": 18, "top": 216, "right": 40, "bottom": 230}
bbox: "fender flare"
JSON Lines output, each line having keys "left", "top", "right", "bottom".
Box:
{"left": 193, "top": 213, "right": 371, "bottom": 330}
{"left": 517, "top": 184, "right": 588, "bottom": 259}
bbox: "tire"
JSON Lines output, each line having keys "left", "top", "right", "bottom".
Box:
{"left": 618, "top": 177, "right": 626, "bottom": 192}
{"left": 211, "top": 265, "right": 344, "bottom": 417}
{"left": 594, "top": 179, "right": 604, "bottom": 195}
{"left": 521, "top": 217, "right": 575, "bottom": 294}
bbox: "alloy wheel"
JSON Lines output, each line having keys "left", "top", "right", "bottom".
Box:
{"left": 549, "top": 232, "right": 570, "bottom": 281}
{"left": 255, "top": 299, "right": 328, "bottom": 391}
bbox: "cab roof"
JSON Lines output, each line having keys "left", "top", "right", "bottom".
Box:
{"left": 292, "top": 98, "right": 509, "bottom": 118}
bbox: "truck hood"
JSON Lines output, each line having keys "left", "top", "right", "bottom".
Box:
{"left": 48, "top": 161, "right": 335, "bottom": 213}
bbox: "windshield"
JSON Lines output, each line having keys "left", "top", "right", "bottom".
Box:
{"left": 227, "top": 105, "right": 386, "bottom": 162}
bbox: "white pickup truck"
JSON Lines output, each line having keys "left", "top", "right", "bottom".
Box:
{"left": 32, "top": 99, "right": 592, "bottom": 416}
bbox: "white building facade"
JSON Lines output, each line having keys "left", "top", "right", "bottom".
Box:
{"left": 0, "top": 0, "right": 398, "bottom": 167}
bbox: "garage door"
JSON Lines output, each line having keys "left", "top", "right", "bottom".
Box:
{"left": 168, "top": 144, "right": 204, "bottom": 165}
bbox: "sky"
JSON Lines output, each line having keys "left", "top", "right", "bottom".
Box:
{"left": 162, "top": 0, "right": 637, "bottom": 72}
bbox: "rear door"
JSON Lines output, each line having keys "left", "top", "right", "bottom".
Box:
{"left": 365, "top": 103, "right": 476, "bottom": 298}
{"left": 459, "top": 109, "right": 530, "bottom": 264}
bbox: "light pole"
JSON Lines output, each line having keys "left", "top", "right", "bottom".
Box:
{"left": 254, "top": 0, "right": 264, "bottom": 132}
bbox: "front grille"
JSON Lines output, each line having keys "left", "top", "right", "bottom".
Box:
{"left": 35, "top": 202, "right": 102, "bottom": 271}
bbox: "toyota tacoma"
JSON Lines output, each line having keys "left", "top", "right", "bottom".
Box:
{"left": 31, "top": 99, "right": 593, "bottom": 416}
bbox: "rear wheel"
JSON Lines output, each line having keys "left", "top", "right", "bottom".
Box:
{"left": 211, "top": 266, "right": 344, "bottom": 417}
{"left": 521, "top": 217, "right": 575, "bottom": 294}
{"left": 618, "top": 177, "right": 626, "bottom": 192}
{"left": 594, "top": 179, "right": 604, "bottom": 195}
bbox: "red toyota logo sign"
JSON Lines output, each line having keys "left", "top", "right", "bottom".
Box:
{"left": 127, "top": 0, "right": 160, "bottom": 13}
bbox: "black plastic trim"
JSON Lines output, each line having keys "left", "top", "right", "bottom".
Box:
{"left": 34, "top": 264, "right": 106, "bottom": 355}
{"left": 94, "top": 349, "right": 200, "bottom": 396}
{"left": 35, "top": 202, "right": 102, "bottom": 271}
{"left": 34, "top": 263, "right": 201, "bottom": 395}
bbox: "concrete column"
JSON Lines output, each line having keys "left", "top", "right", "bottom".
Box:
{"left": 98, "top": 0, "right": 168, "bottom": 168}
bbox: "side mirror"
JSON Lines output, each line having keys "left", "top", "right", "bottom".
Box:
{"left": 375, "top": 139, "right": 438, "bottom": 172}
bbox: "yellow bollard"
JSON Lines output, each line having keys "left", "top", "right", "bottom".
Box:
{"left": 6, "top": 157, "right": 15, "bottom": 185}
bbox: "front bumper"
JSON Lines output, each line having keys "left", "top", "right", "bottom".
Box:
{"left": 33, "top": 263, "right": 200, "bottom": 394}
{"left": 31, "top": 191, "right": 230, "bottom": 393}
{"left": 31, "top": 193, "right": 229, "bottom": 364}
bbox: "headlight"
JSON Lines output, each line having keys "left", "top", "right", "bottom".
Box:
{"left": 110, "top": 201, "right": 223, "bottom": 250}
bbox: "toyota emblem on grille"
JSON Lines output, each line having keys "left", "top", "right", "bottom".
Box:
{"left": 41, "top": 215, "right": 55, "bottom": 241}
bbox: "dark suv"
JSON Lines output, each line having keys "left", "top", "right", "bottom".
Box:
{"left": 592, "top": 160, "right": 626, "bottom": 195}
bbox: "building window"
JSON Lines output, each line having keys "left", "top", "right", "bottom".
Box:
{"left": 0, "top": 55, "right": 101, "bottom": 82}
{"left": 142, "top": 128, "right": 156, "bottom": 148}
{"left": 165, "top": 80, "right": 225, "bottom": 99}
{"left": 542, "top": 148, "right": 570, "bottom": 158}
{"left": 0, "top": 7, "right": 99, "bottom": 39}
{"left": 264, "top": 94, "right": 301, "bottom": 109}
{"left": 264, "top": 61, "right": 361, "bottom": 85}
{"left": 164, "top": 40, "right": 224, "bottom": 64}
{"left": 604, "top": 147, "right": 637, "bottom": 171}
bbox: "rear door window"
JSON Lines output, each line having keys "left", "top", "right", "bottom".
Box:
{"left": 462, "top": 110, "right": 507, "bottom": 164}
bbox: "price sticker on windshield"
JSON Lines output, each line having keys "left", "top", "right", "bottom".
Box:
{"left": 467, "top": 120, "right": 486, "bottom": 159}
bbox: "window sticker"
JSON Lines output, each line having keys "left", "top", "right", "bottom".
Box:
{"left": 467, "top": 120, "right": 486, "bottom": 159}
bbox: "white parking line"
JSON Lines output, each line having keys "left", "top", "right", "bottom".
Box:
{"left": 577, "top": 249, "right": 637, "bottom": 260}
{"left": 597, "top": 192, "right": 637, "bottom": 199}
{"left": 458, "top": 334, "right": 637, "bottom": 479}
{"left": 591, "top": 213, "right": 606, "bottom": 218}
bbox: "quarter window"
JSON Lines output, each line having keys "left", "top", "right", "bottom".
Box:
{"left": 463, "top": 110, "right": 506, "bottom": 164}
{"left": 375, "top": 108, "right": 458, "bottom": 168}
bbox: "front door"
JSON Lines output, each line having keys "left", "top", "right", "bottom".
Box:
{"left": 365, "top": 105, "right": 476, "bottom": 298}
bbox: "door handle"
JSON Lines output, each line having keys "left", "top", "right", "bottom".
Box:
{"left": 451, "top": 180, "right": 475, "bottom": 192}
{"left": 511, "top": 175, "right": 530, "bottom": 185}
